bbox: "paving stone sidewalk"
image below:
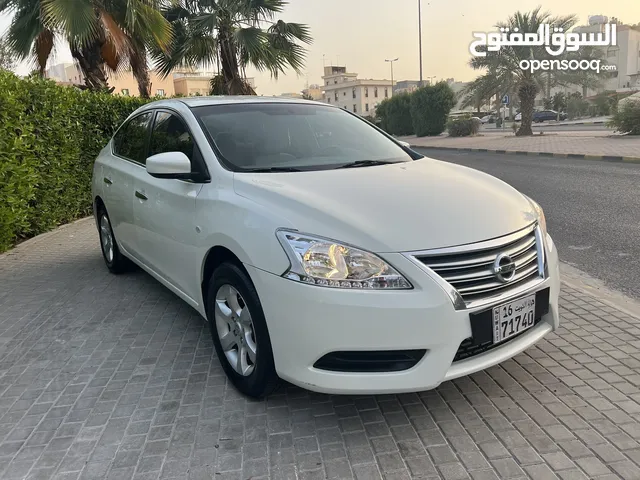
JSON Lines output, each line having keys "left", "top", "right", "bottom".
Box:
{"left": 1, "top": 219, "right": 640, "bottom": 480}
{"left": 399, "top": 133, "right": 640, "bottom": 162}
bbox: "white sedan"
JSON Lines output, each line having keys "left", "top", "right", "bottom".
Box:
{"left": 92, "top": 97, "right": 560, "bottom": 397}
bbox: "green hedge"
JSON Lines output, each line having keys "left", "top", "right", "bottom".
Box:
{"left": 0, "top": 71, "right": 149, "bottom": 253}
{"left": 375, "top": 82, "right": 456, "bottom": 137}
{"left": 608, "top": 99, "right": 640, "bottom": 135}
{"left": 375, "top": 93, "right": 414, "bottom": 136}
{"left": 410, "top": 82, "right": 457, "bottom": 137}
{"left": 447, "top": 116, "right": 482, "bottom": 137}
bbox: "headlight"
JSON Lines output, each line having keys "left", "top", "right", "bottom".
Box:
{"left": 276, "top": 231, "right": 412, "bottom": 289}
{"left": 528, "top": 197, "right": 547, "bottom": 237}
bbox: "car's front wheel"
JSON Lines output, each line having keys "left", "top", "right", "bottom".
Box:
{"left": 207, "top": 263, "right": 279, "bottom": 398}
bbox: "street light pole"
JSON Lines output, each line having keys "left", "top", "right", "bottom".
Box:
{"left": 385, "top": 58, "right": 399, "bottom": 92}
{"left": 418, "top": 0, "right": 423, "bottom": 86}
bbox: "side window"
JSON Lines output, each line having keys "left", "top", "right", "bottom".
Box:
{"left": 113, "top": 112, "right": 153, "bottom": 164}
{"left": 149, "top": 111, "right": 194, "bottom": 161}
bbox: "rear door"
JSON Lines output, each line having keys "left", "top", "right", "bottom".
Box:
{"left": 132, "top": 109, "right": 208, "bottom": 301}
{"left": 103, "top": 111, "right": 153, "bottom": 256}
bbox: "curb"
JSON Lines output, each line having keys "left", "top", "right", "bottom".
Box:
{"left": 538, "top": 121, "right": 606, "bottom": 127}
{"left": 409, "top": 145, "right": 640, "bottom": 164}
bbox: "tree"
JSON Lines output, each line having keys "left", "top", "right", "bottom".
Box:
{"left": 552, "top": 92, "right": 566, "bottom": 112}
{"left": 301, "top": 92, "right": 313, "bottom": 100}
{"left": 469, "top": 8, "right": 578, "bottom": 136}
{"left": 152, "top": 0, "right": 312, "bottom": 95}
{"left": 460, "top": 76, "right": 495, "bottom": 114}
{"left": 410, "top": 82, "right": 456, "bottom": 137}
{"left": 1, "top": 0, "right": 172, "bottom": 97}
{"left": 0, "top": 40, "right": 16, "bottom": 71}
{"left": 376, "top": 93, "right": 414, "bottom": 136}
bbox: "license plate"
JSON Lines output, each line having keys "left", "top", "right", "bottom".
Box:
{"left": 492, "top": 293, "right": 536, "bottom": 344}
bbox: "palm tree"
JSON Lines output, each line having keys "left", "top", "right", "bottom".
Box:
{"left": 152, "top": 0, "right": 312, "bottom": 95}
{"left": 460, "top": 75, "right": 498, "bottom": 114}
{"left": 1, "top": 0, "right": 172, "bottom": 97}
{"left": 469, "top": 8, "right": 577, "bottom": 136}
{"left": 1, "top": 0, "right": 59, "bottom": 77}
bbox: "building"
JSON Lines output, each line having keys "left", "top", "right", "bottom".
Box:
{"left": 173, "top": 71, "right": 212, "bottom": 96}
{"left": 44, "top": 62, "right": 256, "bottom": 97}
{"left": 302, "top": 84, "right": 323, "bottom": 100}
{"left": 394, "top": 80, "right": 420, "bottom": 94}
{"left": 109, "top": 70, "right": 175, "bottom": 97}
{"left": 603, "top": 24, "right": 640, "bottom": 90}
{"left": 321, "top": 66, "right": 393, "bottom": 116}
{"left": 174, "top": 71, "right": 256, "bottom": 96}
{"left": 46, "top": 63, "right": 175, "bottom": 96}
{"left": 572, "top": 17, "right": 640, "bottom": 92}
{"left": 277, "top": 92, "right": 303, "bottom": 99}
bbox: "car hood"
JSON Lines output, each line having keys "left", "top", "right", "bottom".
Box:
{"left": 233, "top": 157, "right": 538, "bottom": 253}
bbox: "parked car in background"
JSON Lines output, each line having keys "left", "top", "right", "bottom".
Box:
{"left": 533, "top": 110, "right": 567, "bottom": 122}
{"left": 480, "top": 114, "right": 496, "bottom": 124}
{"left": 92, "top": 97, "right": 560, "bottom": 398}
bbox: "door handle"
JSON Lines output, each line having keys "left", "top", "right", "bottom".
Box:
{"left": 135, "top": 190, "right": 148, "bottom": 201}
{"left": 103, "top": 177, "right": 113, "bottom": 185}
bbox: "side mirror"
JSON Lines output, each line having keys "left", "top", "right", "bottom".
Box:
{"left": 146, "top": 152, "right": 192, "bottom": 180}
{"left": 398, "top": 140, "right": 411, "bottom": 149}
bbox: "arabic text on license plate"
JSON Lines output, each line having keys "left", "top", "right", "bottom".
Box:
{"left": 492, "top": 293, "right": 536, "bottom": 344}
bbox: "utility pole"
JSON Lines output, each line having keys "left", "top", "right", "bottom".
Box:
{"left": 385, "top": 58, "right": 399, "bottom": 92}
{"left": 418, "top": 0, "right": 423, "bottom": 86}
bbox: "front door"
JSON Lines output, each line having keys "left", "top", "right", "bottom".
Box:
{"left": 104, "top": 111, "right": 153, "bottom": 255}
{"left": 132, "top": 110, "right": 206, "bottom": 301}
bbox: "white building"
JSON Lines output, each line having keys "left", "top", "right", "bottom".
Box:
{"left": 321, "top": 66, "right": 393, "bottom": 116}
{"left": 573, "top": 17, "right": 640, "bottom": 92}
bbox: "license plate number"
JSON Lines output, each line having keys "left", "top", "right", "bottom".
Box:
{"left": 492, "top": 293, "right": 536, "bottom": 344}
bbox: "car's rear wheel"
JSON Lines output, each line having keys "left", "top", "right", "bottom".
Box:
{"left": 98, "top": 209, "right": 131, "bottom": 274}
{"left": 207, "top": 263, "right": 279, "bottom": 398}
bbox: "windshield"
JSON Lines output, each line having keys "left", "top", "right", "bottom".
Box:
{"left": 191, "top": 103, "right": 412, "bottom": 171}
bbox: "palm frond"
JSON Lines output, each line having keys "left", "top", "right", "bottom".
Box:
{"left": 33, "top": 28, "right": 54, "bottom": 72}
{"left": 41, "top": 0, "right": 100, "bottom": 47}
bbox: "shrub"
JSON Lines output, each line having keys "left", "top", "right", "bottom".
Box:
{"left": 446, "top": 117, "right": 481, "bottom": 137}
{"left": 567, "top": 95, "right": 589, "bottom": 119}
{"left": 0, "top": 71, "right": 149, "bottom": 252}
{"left": 410, "top": 82, "right": 457, "bottom": 137}
{"left": 608, "top": 99, "right": 640, "bottom": 135}
{"left": 375, "top": 93, "right": 413, "bottom": 136}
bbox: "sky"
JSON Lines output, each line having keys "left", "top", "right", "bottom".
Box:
{"left": 1, "top": 0, "right": 639, "bottom": 96}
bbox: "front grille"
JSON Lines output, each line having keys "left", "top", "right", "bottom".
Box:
{"left": 416, "top": 226, "right": 542, "bottom": 305}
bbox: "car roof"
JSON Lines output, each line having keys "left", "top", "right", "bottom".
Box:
{"left": 137, "top": 96, "right": 329, "bottom": 111}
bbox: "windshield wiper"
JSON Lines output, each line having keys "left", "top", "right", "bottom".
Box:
{"left": 240, "top": 166, "right": 303, "bottom": 172}
{"left": 335, "top": 160, "right": 398, "bottom": 169}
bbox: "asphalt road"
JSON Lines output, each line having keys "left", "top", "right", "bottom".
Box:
{"left": 414, "top": 148, "right": 640, "bottom": 300}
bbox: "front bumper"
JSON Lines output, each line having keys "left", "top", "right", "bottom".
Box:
{"left": 247, "top": 235, "right": 560, "bottom": 395}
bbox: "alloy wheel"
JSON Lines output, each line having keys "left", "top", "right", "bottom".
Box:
{"left": 214, "top": 284, "right": 257, "bottom": 376}
{"left": 100, "top": 214, "right": 114, "bottom": 263}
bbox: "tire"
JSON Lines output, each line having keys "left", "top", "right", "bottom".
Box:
{"left": 206, "top": 262, "right": 279, "bottom": 398}
{"left": 97, "top": 208, "right": 132, "bottom": 274}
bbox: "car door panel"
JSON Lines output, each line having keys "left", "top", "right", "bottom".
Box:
{"left": 100, "top": 152, "right": 139, "bottom": 254}
{"left": 101, "top": 112, "right": 153, "bottom": 254}
{"left": 132, "top": 110, "right": 206, "bottom": 301}
{"left": 133, "top": 176, "right": 203, "bottom": 299}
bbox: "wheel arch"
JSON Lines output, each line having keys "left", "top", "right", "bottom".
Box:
{"left": 93, "top": 195, "right": 106, "bottom": 230}
{"left": 200, "top": 244, "right": 252, "bottom": 318}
